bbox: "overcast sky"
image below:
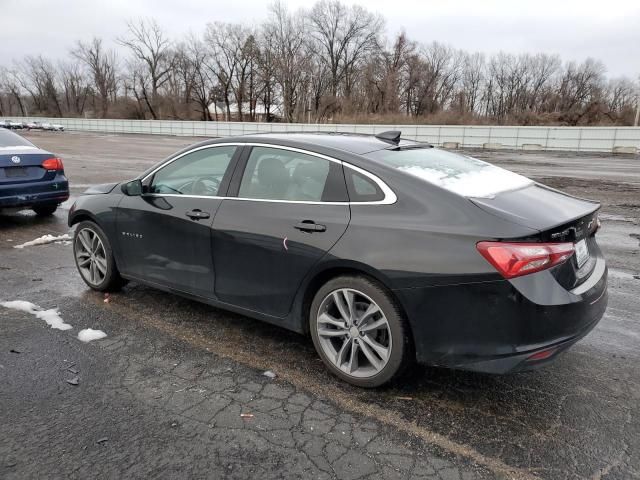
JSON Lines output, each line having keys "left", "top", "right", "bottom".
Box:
{"left": 1, "top": 0, "right": 639, "bottom": 78}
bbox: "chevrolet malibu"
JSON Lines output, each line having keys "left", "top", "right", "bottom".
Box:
{"left": 0, "top": 128, "right": 69, "bottom": 215}
{"left": 68, "top": 132, "right": 608, "bottom": 387}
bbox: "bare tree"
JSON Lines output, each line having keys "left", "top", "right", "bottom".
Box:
{"left": 185, "top": 36, "right": 215, "bottom": 120}
{"left": 309, "top": 0, "right": 384, "bottom": 103}
{"left": 263, "top": 1, "right": 310, "bottom": 121}
{"left": 255, "top": 28, "right": 277, "bottom": 121}
{"left": 59, "top": 60, "right": 88, "bottom": 115}
{"left": 524, "top": 54, "right": 561, "bottom": 112}
{"left": 554, "top": 59, "right": 606, "bottom": 124}
{"left": 204, "top": 22, "right": 244, "bottom": 119}
{"left": 362, "top": 31, "right": 415, "bottom": 115}
{"left": 459, "top": 52, "right": 485, "bottom": 114}
{"left": 0, "top": 66, "right": 27, "bottom": 116}
{"left": 117, "top": 18, "right": 174, "bottom": 119}
{"left": 17, "top": 55, "right": 63, "bottom": 116}
{"left": 234, "top": 30, "right": 260, "bottom": 121}
{"left": 72, "top": 38, "right": 118, "bottom": 118}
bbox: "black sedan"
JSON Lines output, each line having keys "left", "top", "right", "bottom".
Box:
{"left": 68, "top": 132, "right": 608, "bottom": 387}
{"left": 0, "top": 128, "right": 69, "bottom": 215}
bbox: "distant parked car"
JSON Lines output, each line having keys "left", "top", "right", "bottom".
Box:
{"left": 25, "top": 121, "right": 39, "bottom": 130}
{"left": 0, "top": 120, "right": 23, "bottom": 130}
{"left": 41, "top": 122, "right": 65, "bottom": 132}
{"left": 0, "top": 128, "right": 69, "bottom": 215}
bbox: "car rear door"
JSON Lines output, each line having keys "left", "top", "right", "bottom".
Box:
{"left": 211, "top": 145, "right": 350, "bottom": 317}
{"left": 116, "top": 145, "right": 241, "bottom": 298}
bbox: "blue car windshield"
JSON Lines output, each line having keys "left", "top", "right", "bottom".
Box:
{"left": 365, "top": 147, "right": 533, "bottom": 199}
{"left": 0, "top": 129, "right": 35, "bottom": 149}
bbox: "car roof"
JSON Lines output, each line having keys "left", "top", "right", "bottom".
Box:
{"left": 139, "top": 131, "right": 428, "bottom": 180}
{"left": 228, "top": 132, "right": 423, "bottom": 155}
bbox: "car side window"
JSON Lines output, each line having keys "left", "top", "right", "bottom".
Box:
{"left": 238, "top": 147, "right": 342, "bottom": 202}
{"left": 345, "top": 168, "right": 384, "bottom": 202}
{"left": 149, "top": 146, "right": 236, "bottom": 196}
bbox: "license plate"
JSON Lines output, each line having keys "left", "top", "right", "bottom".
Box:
{"left": 575, "top": 239, "right": 589, "bottom": 267}
{"left": 5, "top": 167, "right": 27, "bottom": 178}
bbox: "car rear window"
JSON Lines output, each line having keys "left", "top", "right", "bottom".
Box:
{"left": 365, "top": 147, "right": 533, "bottom": 198}
{"left": 0, "top": 129, "right": 36, "bottom": 149}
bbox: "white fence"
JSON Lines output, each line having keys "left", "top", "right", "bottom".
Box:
{"left": 4, "top": 117, "right": 640, "bottom": 153}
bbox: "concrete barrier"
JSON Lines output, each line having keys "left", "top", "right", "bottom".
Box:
{"left": 2, "top": 117, "right": 640, "bottom": 153}
{"left": 483, "top": 142, "right": 503, "bottom": 149}
{"left": 613, "top": 146, "right": 638, "bottom": 154}
{"left": 442, "top": 142, "right": 460, "bottom": 149}
{"left": 522, "top": 144, "right": 543, "bottom": 151}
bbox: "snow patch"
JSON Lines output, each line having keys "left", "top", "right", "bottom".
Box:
{"left": 78, "top": 328, "right": 107, "bottom": 342}
{"left": 0, "top": 146, "right": 39, "bottom": 151}
{"left": 0, "top": 300, "right": 72, "bottom": 330}
{"left": 13, "top": 234, "right": 72, "bottom": 249}
{"left": 599, "top": 214, "right": 637, "bottom": 224}
{"left": 399, "top": 164, "right": 532, "bottom": 199}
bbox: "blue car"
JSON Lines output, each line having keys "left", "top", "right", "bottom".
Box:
{"left": 0, "top": 128, "right": 69, "bottom": 215}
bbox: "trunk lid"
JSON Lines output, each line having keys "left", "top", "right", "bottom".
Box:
{"left": 471, "top": 183, "right": 601, "bottom": 290}
{"left": 469, "top": 183, "right": 600, "bottom": 233}
{"left": 0, "top": 148, "right": 55, "bottom": 184}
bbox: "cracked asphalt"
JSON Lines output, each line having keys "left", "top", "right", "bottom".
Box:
{"left": 1, "top": 131, "right": 639, "bottom": 479}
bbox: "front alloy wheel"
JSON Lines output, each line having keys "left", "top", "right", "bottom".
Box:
{"left": 72, "top": 220, "right": 127, "bottom": 292}
{"left": 75, "top": 227, "right": 108, "bottom": 287}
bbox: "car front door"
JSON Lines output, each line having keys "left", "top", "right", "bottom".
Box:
{"left": 211, "top": 145, "right": 351, "bottom": 318}
{"left": 116, "top": 145, "right": 240, "bottom": 298}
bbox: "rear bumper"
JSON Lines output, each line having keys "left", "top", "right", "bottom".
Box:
{"left": 444, "top": 310, "right": 604, "bottom": 374}
{"left": 395, "top": 256, "right": 608, "bottom": 374}
{"left": 0, "top": 177, "right": 69, "bottom": 209}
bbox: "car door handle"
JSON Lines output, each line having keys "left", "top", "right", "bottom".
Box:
{"left": 185, "top": 209, "right": 210, "bottom": 220}
{"left": 294, "top": 220, "right": 326, "bottom": 233}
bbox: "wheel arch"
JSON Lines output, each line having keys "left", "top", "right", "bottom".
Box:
{"left": 69, "top": 210, "right": 125, "bottom": 273}
{"left": 68, "top": 209, "right": 99, "bottom": 228}
{"left": 294, "top": 261, "right": 410, "bottom": 338}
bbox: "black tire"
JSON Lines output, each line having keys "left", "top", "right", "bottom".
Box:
{"left": 309, "top": 275, "right": 413, "bottom": 388}
{"left": 32, "top": 203, "right": 58, "bottom": 216}
{"left": 73, "top": 220, "right": 128, "bottom": 292}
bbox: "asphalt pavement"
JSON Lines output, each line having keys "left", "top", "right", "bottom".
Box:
{"left": 1, "top": 131, "right": 639, "bottom": 479}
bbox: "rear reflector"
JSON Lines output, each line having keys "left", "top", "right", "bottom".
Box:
{"left": 527, "top": 348, "right": 557, "bottom": 361}
{"left": 42, "top": 157, "right": 64, "bottom": 171}
{"left": 476, "top": 241, "right": 574, "bottom": 279}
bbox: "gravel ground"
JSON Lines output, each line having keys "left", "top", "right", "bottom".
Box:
{"left": 1, "top": 131, "right": 639, "bottom": 479}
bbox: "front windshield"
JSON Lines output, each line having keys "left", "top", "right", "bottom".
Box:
{"left": 366, "top": 147, "right": 533, "bottom": 198}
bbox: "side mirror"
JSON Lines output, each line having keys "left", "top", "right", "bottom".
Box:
{"left": 121, "top": 179, "right": 143, "bottom": 196}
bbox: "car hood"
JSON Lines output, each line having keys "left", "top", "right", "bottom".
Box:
{"left": 83, "top": 182, "right": 120, "bottom": 195}
{"left": 470, "top": 183, "right": 600, "bottom": 232}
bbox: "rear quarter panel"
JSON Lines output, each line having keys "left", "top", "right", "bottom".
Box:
{"left": 329, "top": 170, "right": 539, "bottom": 289}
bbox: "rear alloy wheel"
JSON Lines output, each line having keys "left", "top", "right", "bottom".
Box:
{"left": 73, "top": 221, "right": 127, "bottom": 292}
{"left": 310, "top": 276, "right": 412, "bottom": 388}
{"left": 32, "top": 203, "right": 58, "bottom": 216}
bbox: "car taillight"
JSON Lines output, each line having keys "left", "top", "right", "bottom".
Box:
{"left": 42, "top": 157, "right": 64, "bottom": 171}
{"left": 476, "top": 241, "right": 575, "bottom": 279}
